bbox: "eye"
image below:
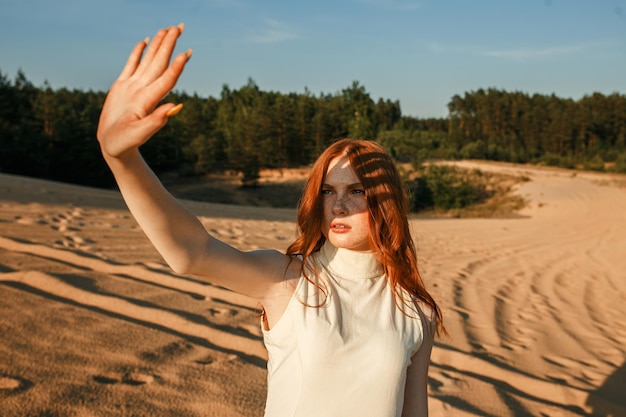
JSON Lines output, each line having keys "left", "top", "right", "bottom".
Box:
{"left": 321, "top": 189, "right": 333, "bottom": 195}
{"left": 351, "top": 189, "right": 365, "bottom": 195}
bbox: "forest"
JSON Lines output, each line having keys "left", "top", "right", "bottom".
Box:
{"left": 1, "top": 69, "right": 625, "bottom": 210}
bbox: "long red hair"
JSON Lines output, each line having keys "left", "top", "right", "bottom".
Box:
{"left": 287, "top": 138, "right": 444, "bottom": 335}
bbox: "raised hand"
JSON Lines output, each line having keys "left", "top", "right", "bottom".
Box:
{"left": 97, "top": 24, "right": 191, "bottom": 159}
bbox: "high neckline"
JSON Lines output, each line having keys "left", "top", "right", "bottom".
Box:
{"left": 318, "top": 240, "right": 384, "bottom": 280}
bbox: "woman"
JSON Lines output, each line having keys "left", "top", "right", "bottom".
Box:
{"left": 97, "top": 24, "right": 443, "bottom": 417}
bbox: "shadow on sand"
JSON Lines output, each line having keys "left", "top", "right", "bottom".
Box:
{"left": 586, "top": 360, "right": 626, "bottom": 416}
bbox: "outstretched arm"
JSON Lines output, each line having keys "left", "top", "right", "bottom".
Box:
{"left": 97, "top": 25, "right": 296, "bottom": 300}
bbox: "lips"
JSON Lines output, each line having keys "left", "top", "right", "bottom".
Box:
{"left": 330, "top": 222, "right": 351, "bottom": 233}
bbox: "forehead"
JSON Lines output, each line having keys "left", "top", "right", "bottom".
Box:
{"left": 325, "top": 154, "right": 360, "bottom": 184}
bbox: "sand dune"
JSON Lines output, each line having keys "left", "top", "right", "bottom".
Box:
{"left": 0, "top": 164, "right": 625, "bottom": 416}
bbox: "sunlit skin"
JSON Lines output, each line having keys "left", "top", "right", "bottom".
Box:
{"left": 321, "top": 154, "right": 373, "bottom": 252}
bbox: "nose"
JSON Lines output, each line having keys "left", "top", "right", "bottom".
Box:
{"left": 332, "top": 193, "right": 349, "bottom": 215}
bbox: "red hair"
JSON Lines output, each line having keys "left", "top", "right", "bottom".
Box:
{"left": 287, "top": 138, "right": 444, "bottom": 335}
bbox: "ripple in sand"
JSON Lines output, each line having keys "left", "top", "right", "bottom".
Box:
{"left": 581, "top": 368, "right": 605, "bottom": 385}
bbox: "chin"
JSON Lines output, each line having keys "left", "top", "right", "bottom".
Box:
{"left": 328, "top": 237, "right": 371, "bottom": 252}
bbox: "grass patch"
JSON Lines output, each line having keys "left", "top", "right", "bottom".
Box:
{"left": 406, "top": 165, "right": 529, "bottom": 218}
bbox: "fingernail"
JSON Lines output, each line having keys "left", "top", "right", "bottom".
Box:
{"left": 186, "top": 49, "right": 193, "bottom": 60}
{"left": 144, "top": 36, "right": 150, "bottom": 45}
{"left": 178, "top": 22, "right": 185, "bottom": 34}
{"left": 166, "top": 103, "right": 184, "bottom": 117}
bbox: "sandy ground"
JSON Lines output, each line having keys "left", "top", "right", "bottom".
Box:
{"left": 0, "top": 162, "right": 625, "bottom": 416}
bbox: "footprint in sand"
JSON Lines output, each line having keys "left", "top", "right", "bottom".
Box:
{"left": 0, "top": 377, "right": 21, "bottom": 390}
{"left": 50, "top": 222, "right": 80, "bottom": 232}
{"left": 93, "top": 371, "right": 155, "bottom": 386}
{"left": 139, "top": 341, "right": 195, "bottom": 364}
{"left": 15, "top": 216, "right": 48, "bottom": 226}
{"left": 208, "top": 307, "right": 239, "bottom": 317}
{"left": 92, "top": 374, "right": 120, "bottom": 385}
{"left": 46, "top": 208, "right": 94, "bottom": 247}
{"left": 53, "top": 234, "right": 95, "bottom": 250}
{"left": 0, "top": 376, "right": 31, "bottom": 395}
{"left": 195, "top": 355, "right": 216, "bottom": 365}
{"left": 195, "top": 353, "right": 238, "bottom": 366}
{"left": 123, "top": 372, "right": 155, "bottom": 386}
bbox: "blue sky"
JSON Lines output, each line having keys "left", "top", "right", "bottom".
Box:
{"left": 1, "top": 0, "right": 625, "bottom": 118}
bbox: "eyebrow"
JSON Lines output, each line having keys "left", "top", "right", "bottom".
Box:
{"left": 322, "top": 182, "right": 363, "bottom": 188}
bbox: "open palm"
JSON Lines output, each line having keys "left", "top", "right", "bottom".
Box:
{"left": 97, "top": 24, "right": 190, "bottom": 159}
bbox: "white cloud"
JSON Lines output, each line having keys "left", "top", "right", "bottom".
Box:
{"left": 247, "top": 19, "right": 300, "bottom": 44}
{"left": 354, "top": 0, "right": 423, "bottom": 11}
{"left": 422, "top": 39, "right": 605, "bottom": 62}
{"left": 478, "top": 44, "right": 592, "bottom": 61}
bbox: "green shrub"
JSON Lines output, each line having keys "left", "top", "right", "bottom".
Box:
{"left": 460, "top": 140, "right": 487, "bottom": 160}
{"left": 542, "top": 152, "right": 562, "bottom": 167}
{"left": 407, "top": 165, "right": 489, "bottom": 212}
{"left": 407, "top": 176, "right": 433, "bottom": 211}
{"left": 583, "top": 155, "right": 605, "bottom": 172}
{"left": 610, "top": 153, "right": 626, "bottom": 173}
{"left": 540, "top": 152, "right": 577, "bottom": 169}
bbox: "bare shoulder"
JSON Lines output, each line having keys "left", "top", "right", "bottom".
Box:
{"left": 198, "top": 244, "right": 302, "bottom": 300}
{"left": 414, "top": 299, "right": 437, "bottom": 339}
{"left": 249, "top": 248, "right": 302, "bottom": 277}
{"left": 249, "top": 248, "right": 302, "bottom": 294}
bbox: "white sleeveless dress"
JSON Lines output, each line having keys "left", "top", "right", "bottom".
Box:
{"left": 261, "top": 241, "right": 425, "bottom": 417}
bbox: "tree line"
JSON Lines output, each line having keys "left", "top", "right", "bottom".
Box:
{"left": 1, "top": 69, "right": 625, "bottom": 194}
{"left": 447, "top": 88, "right": 626, "bottom": 171}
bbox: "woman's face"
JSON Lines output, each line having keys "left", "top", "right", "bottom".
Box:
{"left": 321, "top": 154, "right": 372, "bottom": 252}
